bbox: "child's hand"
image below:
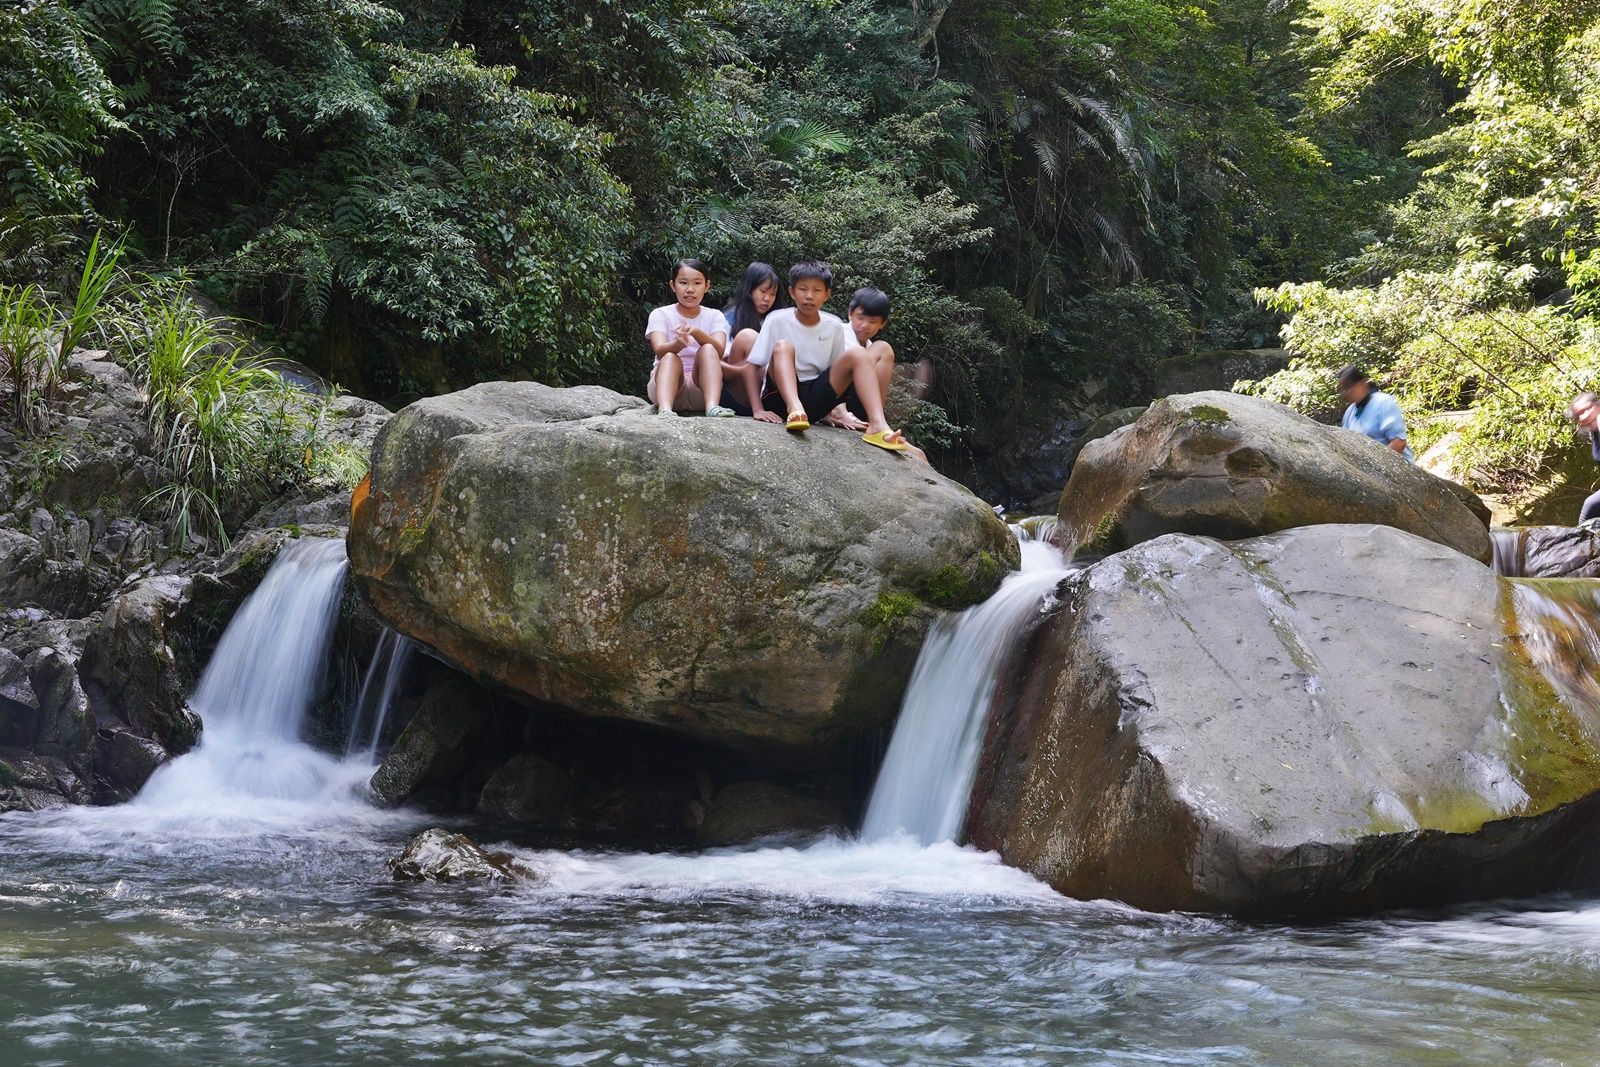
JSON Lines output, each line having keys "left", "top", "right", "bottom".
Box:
{"left": 753, "top": 410, "right": 784, "bottom": 425}
{"left": 673, "top": 324, "right": 694, "bottom": 349}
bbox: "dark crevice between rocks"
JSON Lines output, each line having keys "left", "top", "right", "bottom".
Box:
{"left": 364, "top": 660, "right": 875, "bottom": 852}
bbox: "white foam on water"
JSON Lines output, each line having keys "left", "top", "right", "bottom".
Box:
{"left": 515, "top": 833, "right": 1072, "bottom": 909}
{"left": 861, "top": 533, "right": 1072, "bottom": 843}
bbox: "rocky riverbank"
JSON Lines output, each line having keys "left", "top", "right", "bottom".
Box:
{"left": 18, "top": 365, "right": 1600, "bottom": 917}
{"left": 0, "top": 348, "right": 388, "bottom": 810}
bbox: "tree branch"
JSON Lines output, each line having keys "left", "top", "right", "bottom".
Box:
{"left": 915, "top": 0, "right": 955, "bottom": 50}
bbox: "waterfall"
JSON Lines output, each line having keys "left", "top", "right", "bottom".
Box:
{"left": 1491, "top": 529, "right": 1525, "bottom": 577}
{"left": 345, "top": 628, "right": 414, "bottom": 759}
{"left": 135, "top": 537, "right": 365, "bottom": 810}
{"left": 861, "top": 526, "right": 1072, "bottom": 844}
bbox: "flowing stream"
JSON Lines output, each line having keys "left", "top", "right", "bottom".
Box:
{"left": 6, "top": 535, "right": 1600, "bottom": 1063}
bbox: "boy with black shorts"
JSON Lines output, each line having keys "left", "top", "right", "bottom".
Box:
{"left": 742, "top": 261, "right": 907, "bottom": 452}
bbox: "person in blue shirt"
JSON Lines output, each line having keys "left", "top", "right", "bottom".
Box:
{"left": 1337, "top": 365, "right": 1413, "bottom": 461}
{"left": 1568, "top": 391, "right": 1600, "bottom": 523}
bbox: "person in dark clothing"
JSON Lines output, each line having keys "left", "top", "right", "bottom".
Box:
{"left": 1570, "top": 391, "right": 1600, "bottom": 523}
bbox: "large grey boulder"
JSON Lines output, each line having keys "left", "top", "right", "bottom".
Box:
{"left": 968, "top": 523, "right": 1600, "bottom": 916}
{"left": 1058, "top": 391, "right": 1492, "bottom": 562}
{"left": 349, "top": 382, "right": 1018, "bottom": 762}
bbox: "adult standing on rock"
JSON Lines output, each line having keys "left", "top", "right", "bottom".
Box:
{"left": 1337, "top": 365, "right": 1412, "bottom": 461}
{"left": 1568, "top": 391, "right": 1600, "bottom": 523}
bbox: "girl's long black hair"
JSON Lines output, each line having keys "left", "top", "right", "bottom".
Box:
{"left": 725, "top": 262, "right": 782, "bottom": 336}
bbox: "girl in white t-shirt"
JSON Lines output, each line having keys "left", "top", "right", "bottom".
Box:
{"left": 645, "top": 259, "right": 734, "bottom": 417}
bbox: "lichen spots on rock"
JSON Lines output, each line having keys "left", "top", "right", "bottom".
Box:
{"left": 1059, "top": 390, "right": 1491, "bottom": 562}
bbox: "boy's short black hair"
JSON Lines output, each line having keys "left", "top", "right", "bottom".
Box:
{"left": 788, "top": 260, "right": 833, "bottom": 288}
{"left": 849, "top": 287, "right": 891, "bottom": 319}
{"left": 674, "top": 258, "right": 710, "bottom": 281}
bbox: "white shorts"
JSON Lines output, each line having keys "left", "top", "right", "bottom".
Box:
{"left": 647, "top": 360, "right": 706, "bottom": 412}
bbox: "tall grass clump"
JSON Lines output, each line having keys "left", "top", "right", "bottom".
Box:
{"left": 0, "top": 283, "right": 55, "bottom": 434}
{"left": 0, "top": 231, "right": 123, "bottom": 436}
{"left": 110, "top": 279, "right": 314, "bottom": 547}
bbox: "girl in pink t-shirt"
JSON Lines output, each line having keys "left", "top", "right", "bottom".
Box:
{"left": 645, "top": 259, "right": 734, "bottom": 417}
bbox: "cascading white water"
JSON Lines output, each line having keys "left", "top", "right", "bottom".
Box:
{"left": 345, "top": 627, "right": 414, "bottom": 759}
{"left": 136, "top": 537, "right": 370, "bottom": 812}
{"left": 861, "top": 526, "right": 1072, "bottom": 844}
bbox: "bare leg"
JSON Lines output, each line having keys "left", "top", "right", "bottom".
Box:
{"left": 768, "top": 340, "right": 805, "bottom": 420}
{"left": 865, "top": 340, "right": 895, "bottom": 399}
{"left": 694, "top": 344, "right": 724, "bottom": 410}
{"left": 722, "top": 329, "right": 759, "bottom": 406}
{"left": 828, "top": 346, "right": 896, "bottom": 438}
{"left": 654, "top": 357, "right": 683, "bottom": 414}
{"left": 825, "top": 341, "right": 895, "bottom": 429}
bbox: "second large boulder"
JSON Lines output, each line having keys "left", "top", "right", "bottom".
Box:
{"left": 968, "top": 523, "right": 1600, "bottom": 916}
{"left": 1058, "top": 391, "right": 1492, "bottom": 562}
{"left": 349, "top": 382, "right": 1018, "bottom": 762}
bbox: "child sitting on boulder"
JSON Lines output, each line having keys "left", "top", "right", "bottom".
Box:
{"left": 818, "top": 288, "right": 927, "bottom": 462}
{"left": 646, "top": 259, "right": 734, "bottom": 417}
{"left": 743, "top": 261, "right": 907, "bottom": 452}
{"left": 718, "top": 261, "right": 783, "bottom": 417}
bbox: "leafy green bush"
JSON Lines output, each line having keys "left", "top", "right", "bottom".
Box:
{"left": 0, "top": 1, "right": 123, "bottom": 216}
{"left": 1245, "top": 261, "right": 1600, "bottom": 496}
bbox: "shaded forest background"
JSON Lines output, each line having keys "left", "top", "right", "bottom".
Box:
{"left": 7, "top": 0, "right": 1600, "bottom": 502}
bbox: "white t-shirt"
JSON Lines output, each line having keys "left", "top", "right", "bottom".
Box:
{"left": 645, "top": 304, "right": 729, "bottom": 377}
{"left": 746, "top": 308, "right": 852, "bottom": 382}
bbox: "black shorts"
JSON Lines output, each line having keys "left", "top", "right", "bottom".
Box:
{"left": 762, "top": 375, "right": 864, "bottom": 423}
{"left": 721, "top": 387, "right": 753, "bottom": 417}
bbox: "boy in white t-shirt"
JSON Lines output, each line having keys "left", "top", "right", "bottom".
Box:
{"left": 742, "top": 260, "right": 907, "bottom": 451}
{"left": 646, "top": 259, "right": 734, "bottom": 417}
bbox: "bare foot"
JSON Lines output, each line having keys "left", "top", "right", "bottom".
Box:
{"left": 822, "top": 404, "right": 868, "bottom": 430}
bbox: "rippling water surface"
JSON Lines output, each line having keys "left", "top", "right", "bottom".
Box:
{"left": 2, "top": 797, "right": 1599, "bottom": 1067}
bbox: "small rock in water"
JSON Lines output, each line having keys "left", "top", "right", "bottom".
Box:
{"left": 387, "top": 827, "right": 536, "bottom": 883}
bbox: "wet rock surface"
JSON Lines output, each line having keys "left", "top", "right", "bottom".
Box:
{"left": 370, "top": 675, "right": 495, "bottom": 808}
{"left": 696, "top": 781, "right": 844, "bottom": 846}
{"left": 94, "top": 729, "right": 170, "bottom": 799}
{"left": 349, "top": 381, "right": 1018, "bottom": 762}
{"left": 1058, "top": 391, "right": 1492, "bottom": 563}
{"left": 474, "top": 751, "right": 575, "bottom": 825}
{"left": 387, "top": 827, "right": 534, "bottom": 882}
{"left": 968, "top": 523, "right": 1600, "bottom": 916}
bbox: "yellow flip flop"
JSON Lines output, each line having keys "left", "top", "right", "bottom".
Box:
{"left": 862, "top": 429, "right": 909, "bottom": 452}
{"left": 785, "top": 411, "right": 810, "bottom": 432}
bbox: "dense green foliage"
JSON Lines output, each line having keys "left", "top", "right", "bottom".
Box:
{"left": 13, "top": 0, "right": 1574, "bottom": 485}
{"left": 1243, "top": 0, "right": 1600, "bottom": 504}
